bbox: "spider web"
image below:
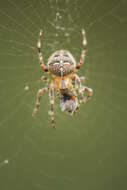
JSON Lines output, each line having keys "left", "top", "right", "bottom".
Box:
{"left": 0, "top": 0, "right": 127, "bottom": 189}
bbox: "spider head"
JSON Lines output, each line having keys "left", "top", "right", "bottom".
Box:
{"left": 47, "top": 50, "right": 76, "bottom": 76}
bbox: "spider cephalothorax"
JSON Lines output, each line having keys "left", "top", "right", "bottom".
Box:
{"left": 48, "top": 50, "right": 76, "bottom": 76}
{"left": 32, "top": 29, "right": 93, "bottom": 128}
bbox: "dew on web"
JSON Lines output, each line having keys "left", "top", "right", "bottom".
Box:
{"left": 0, "top": 159, "right": 9, "bottom": 168}
{"left": 24, "top": 85, "right": 30, "bottom": 91}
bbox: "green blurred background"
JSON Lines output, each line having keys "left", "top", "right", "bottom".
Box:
{"left": 0, "top": 0, "right": 127, "bottom": 189}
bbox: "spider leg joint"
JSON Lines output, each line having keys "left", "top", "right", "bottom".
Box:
{"left": 37, "top": 41, "right": 41, "bottom": 49}
{"left": 39, "top": 29, "right": 43, "bottom": 37}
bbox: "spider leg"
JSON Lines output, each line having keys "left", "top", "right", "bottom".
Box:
{"left": 72, "top": 74, "right": 86, "bottom": 86}
{"left": 80, "top": 76, "right": 86, "bottom": 83}
{"left": 32, "top": 87, "right": 48, "bottom": 116}
{"left": 49, "top": 84, "right": 55, "bottom": 128}
{"left": 73, "top": 74, "right": 82, "bottom": 91}
{"left": 76, "top": 29, "right": 87, "bottom": 70}
{"left": 74, "top": 74, "right": 85, "bottom": 104}
{"left": 79, "top": 86, "right": 93, "bottom": 104}
{"left": 41, "top": 76, "right": 49, "bottom": 84}
{"left": 37, "top": 30, "right": 48, "bottom": 72}
{"left": 72, "top": 74, "right": 93, "bottom": 104}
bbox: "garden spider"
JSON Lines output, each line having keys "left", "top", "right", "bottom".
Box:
{"left": 32, "top": 29, "right": 93, "bottom": 128}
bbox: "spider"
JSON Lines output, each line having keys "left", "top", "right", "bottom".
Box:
{"left": 32, "top": 29, "right": 93, "bottom": 128}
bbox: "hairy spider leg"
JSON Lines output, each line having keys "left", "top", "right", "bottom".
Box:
{"left": 76, "top": 29, "right": 87, "bottom": 70}
{"left": 74, "top": 74, "right": 85, "bottom": 105}
{"left": 37, "top": 30, "right": 48, "bottom": 72}
{"left": 41, "top": 76, "right": 49, "bottom": 84}
{"left": 80, "top": 76, "right": 86, "bottom": 83}
{"left": 74, "top": 74, "right": 82, "bottom": 90}
{"left": 49, "top": 84, "right": 55, "bottom": 128}
{"left": 79, "top": 86, "right": 93, "bottom": 104}
{"left": 73, "top": 74, "right": 92, "bottom": 105}
{"left": 32, "top": 87, "right": 48, "bottom": 116}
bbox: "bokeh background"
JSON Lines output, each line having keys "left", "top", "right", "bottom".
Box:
{"left": 0, "top": 0, "right": 127, "bottom": 189}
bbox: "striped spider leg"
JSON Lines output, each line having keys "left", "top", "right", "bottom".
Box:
{"left": 32, "top": 87, "right": 48, "bottom": 116}
{"left": 74, "top": 74, "right": 93, "bottom": 105}
{"left": 37, "top": 30, "right": 48, "bottom": 72}
{"left": 79, "top": 86, "right": 93, "bottom": 104}
{"left": 32, "top": 83, "right": 55, "bottom": 128}
{"left": 48, "top": 83, "right": 55, "bottom": 128}
{"left": 33, "top": 30, "right": 55, "bottom": 128}
{"left": 74, "top": 29, "right": 93, "bottom": 104}
{"left": 76, "top": 29, "right": 87, "bottom": 70}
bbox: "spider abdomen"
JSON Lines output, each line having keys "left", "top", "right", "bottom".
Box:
{"left": 47, "top": 50, "right": 76, "bottom": 77}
